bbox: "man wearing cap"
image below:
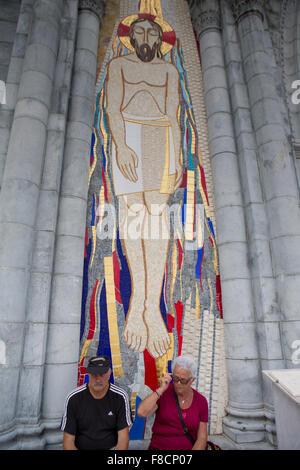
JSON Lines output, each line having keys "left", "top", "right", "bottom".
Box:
{"left": 61, "top": 356, "right": 132, "bottom": 450}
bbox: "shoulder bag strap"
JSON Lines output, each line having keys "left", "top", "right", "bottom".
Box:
{"left": 173, "top": 388, "right": 195, "bottom": 445}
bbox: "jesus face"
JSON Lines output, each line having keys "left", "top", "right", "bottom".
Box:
{"left": 131, "top": 19, "right": 161, "bottom": 62}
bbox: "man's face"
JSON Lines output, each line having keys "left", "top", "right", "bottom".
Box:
{"left": 88, "top": 369, "right": 111, "bottom": 394}
{"left": 132, "top": 20, "right": 160, "bottom": 62}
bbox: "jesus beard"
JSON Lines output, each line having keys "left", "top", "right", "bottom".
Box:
{"left": 134, "top": 42, "right": 159, "bottom": 62}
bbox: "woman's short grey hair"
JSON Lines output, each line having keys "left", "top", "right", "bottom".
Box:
{"left": 172, "top": 355, "right": 197, "bottom": 378}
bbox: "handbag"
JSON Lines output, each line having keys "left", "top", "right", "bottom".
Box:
{"left": 173, "top": 388, "right": 221, "bottom": 450}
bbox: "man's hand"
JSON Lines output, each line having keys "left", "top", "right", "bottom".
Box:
{"left": 62, "top": 432, "right": 77, "bottom": 450}
{"left": 116, "top": 145, "right": 138, "bottom": 182}
{"left": 115, "top": 426, "right": 129, "bottom": 450}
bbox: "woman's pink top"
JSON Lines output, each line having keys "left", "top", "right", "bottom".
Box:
{"left": 149, "top": 383, "right": 208, "bottom": 450}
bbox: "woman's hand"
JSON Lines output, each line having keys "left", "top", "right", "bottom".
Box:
{"left": 158, "top": 373, "right": 172, "bottom": 395}
{"left": 137, "top": 373, "right": 172, "bottom": 418}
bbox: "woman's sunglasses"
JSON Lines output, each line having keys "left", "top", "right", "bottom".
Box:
{"left": 172, "top": 375, "right": 192, "bottom": 385}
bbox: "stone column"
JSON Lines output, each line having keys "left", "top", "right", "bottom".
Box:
{"left": 0, "top": 0, "right": 63, "bottom": 443}
{"left": 232, "top": 0, "right": 300, "bottom": 369}
{"left": 42, "top": 0, "right": 106, "bottom": 424}
{"left": 221, "top": 1, "right": 284, "bottom": 445}
{"left": 15, "top": 1, "right": 79, "bottom": 450}
{"left": 191, "top": 0, "right": 265, "bottom": 443}
{"left": 0, "top": 0, "right": 34, "bottom": 188}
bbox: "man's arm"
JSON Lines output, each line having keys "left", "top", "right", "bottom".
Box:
{"left": 115, "top": 426, "right": 130, "bottom": 450}
{"left": 62, "top": 432, "right": 77, "bottom": 450}
{"left": 192, "top": 421, "right": 207, "bottom": 450}
{"left": 106, "top": 58, "right": 138, "bottom": 182}
{"left": 166, "top": 64, "right": 182, "bottom": 189}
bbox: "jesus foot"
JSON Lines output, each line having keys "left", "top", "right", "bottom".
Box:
{"left": 123, "top": 308, "right": 148, "bottom": 353}
{"left": 144, "top": 307, "right": 171, "bottom": 359}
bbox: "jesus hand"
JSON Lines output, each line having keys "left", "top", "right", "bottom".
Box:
{"left": 174, "top": 159, "right": 183, "bottom": 190}
{"left": 116, "top": 145, "right": 138, "bottom": 182}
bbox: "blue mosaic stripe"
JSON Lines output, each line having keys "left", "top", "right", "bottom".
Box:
{"left": 129, "top": 396, "right": 146, "bottom": 440}
{"left": 116, "top": 229, "right": 131, "bottom": 318}
{"left": 195, "top": 247, "right": 204, "bottom": 279}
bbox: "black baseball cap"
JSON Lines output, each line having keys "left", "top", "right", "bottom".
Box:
{"left": 86, "top": 356, "right": 111, "bottom": 374}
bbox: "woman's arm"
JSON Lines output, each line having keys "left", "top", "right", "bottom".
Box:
{"left": 192, "top": 421, "right": 207, "bottom": 450}
{"left": 137, "top": 373, "right": 172, "bottom": 418}
{"left": 136, "top": 390, "right": 160, "bottom": 418}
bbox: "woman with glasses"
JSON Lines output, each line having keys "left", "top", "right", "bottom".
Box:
{"left": 137, "top": 355, "right": 208, "bottom": 450}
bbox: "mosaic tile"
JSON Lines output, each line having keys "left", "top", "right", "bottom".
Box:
{"left": 80, "top": 0, "right": 227, "bottom": 438}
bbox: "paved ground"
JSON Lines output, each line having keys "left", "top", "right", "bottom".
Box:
{"left": 128, "top": 435, "right": 275, "bottom": 450}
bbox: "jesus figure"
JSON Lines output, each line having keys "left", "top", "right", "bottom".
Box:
{"left": 106, "top": 15, "right": 183, "bottom": 359}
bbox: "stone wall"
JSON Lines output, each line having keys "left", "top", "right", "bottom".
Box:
{"left": 0, "top": 0, "right": 21, "bottom": 82}
{"left": 0, "top": 0, "right": 300, "bottom": 450}
{"left": 189, "top": 0, "right": 300, "bottom": 446}
{"left": 0, "top": 0, "right": 107, "bottom": 449}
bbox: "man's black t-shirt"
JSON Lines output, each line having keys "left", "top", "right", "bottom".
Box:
{"left": 61, "top": 383, "right": 132, "bottom": 450}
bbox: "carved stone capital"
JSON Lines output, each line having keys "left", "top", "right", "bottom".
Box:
{"left": 189, "top": 1, "right": 221, "bottom": 39}
{"left": 231, "top": 0, "right": 264, "bottom": 23}
{"left": 79, "top": 0, "right": 106, "bottom": 21}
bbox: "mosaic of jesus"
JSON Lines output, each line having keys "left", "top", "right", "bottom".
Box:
{"left": 78, "top": 0, "right": 223, "bottom": 438}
